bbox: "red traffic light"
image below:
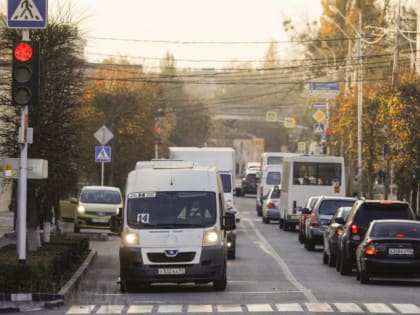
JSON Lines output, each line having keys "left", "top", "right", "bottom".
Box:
{"left": 14, "top": 42, "right": 33, "bottom": 62}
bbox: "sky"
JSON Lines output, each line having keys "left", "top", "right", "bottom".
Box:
{"left": 73, "top": 0, "right": 324, "bottom": 71}
{"left": 3, "top": 0, "right": 324, "bottom": 71}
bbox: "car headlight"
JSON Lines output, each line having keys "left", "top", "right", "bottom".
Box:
{"left": 122, "top": 231, "right": 139, "bottom": 246}
{"left": 203, "top": 229, "right": 221, "bottom": 246}
{"left": 77, "top": 205, "right": 85, "bottom": 214}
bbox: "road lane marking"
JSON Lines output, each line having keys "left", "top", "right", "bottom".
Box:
{"left": 305, "top": 302, "right": 333, "bottom": 312}
{"left": 157, "top": 305, "right": 183, "bottom": 313}
{"left": 246, "top": 304, "right": 273, "bottom": 312}
{"left": 65, "top": 305, "right": 96, "bottom": 314}
{"left": 187, "top": 305, "right": 213, "bottom": 312}
{"left": 127, "top": 305, "right": 154, "bottom": 313}
{"left": 244, "top": 218, "right": 318, "bottom": 303}
{"left": 363, "top": 303, "right": 394, "bottom": 313}
{"left": 334, "top": 303, "right": 363, "bottom": 313}
{"left": 275, "top": 303, "right": 303, "bottom": 312}
{"left": 216, "top": 305, "right": 243, "bottom": 312}
{"left": 96, "top": 305, "right": 124, "bottom": 314}
{"left": 392, "top": 304, "right": 420, "bottom": 314}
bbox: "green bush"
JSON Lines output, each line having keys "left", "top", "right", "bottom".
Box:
{"left": 0, "top": 233, "right": 90, "bottom": 293}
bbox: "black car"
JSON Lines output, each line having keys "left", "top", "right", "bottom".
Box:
{"left": 336, "top": 200, "right": 416, "bottom": 275}
{"left": 356, "top": 219, "right": 420, "bottom": 284}
{"left": 240, "top": 171, "right": 258, "bottom": 196}
{"left": 322, "top": 206, "right": 352, "bottom": 267}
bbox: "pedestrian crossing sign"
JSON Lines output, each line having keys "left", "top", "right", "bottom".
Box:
{"left": 7, "top": 0, "right": 48, "bottom": 29}
{"left": 95, "top": 146, "right": 111, "bottom": 163}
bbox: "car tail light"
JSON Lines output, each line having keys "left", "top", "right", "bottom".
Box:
{"left": 310, "top": 213, "right": 320, "bottom": 227}
{"left": 303, "top": 213, "right": 309, "bottom": 219}
{"left": 293, "top": 200, "right": 297, "bottom": 214}
{"left": 267, "top": 202, "right": 275, "bottom": 209}
{"left": 335, "top": 227, "right": 344, "bottom": 236}
{"left": 396, "top": 233, "right": 405, "bottom": 238}
{"left": 351, "top": 224, "right": 359, "bottom": 235}
{"left": 364, "top": 241, "right": 377, "bottom": 256}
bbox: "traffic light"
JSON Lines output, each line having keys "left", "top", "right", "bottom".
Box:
{"left": 12, "top": 41, "right": 39, "bottom": 106}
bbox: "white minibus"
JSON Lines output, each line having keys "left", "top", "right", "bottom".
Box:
{"left": 279, "top": 155, "right": 346, "bottom": 231}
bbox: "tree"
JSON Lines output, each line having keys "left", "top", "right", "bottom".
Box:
{"left": 0, "top": 12, "right": 85, "bottom": 243}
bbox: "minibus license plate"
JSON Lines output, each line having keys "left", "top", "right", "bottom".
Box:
{"left": 92, "top": 218, "right": 108, "bottom": 223}
{"left": 388, "top": 248, "right": 413, "bottom": 255}
{"left": 158, "top": 268, "right": 185, "bottom": 275}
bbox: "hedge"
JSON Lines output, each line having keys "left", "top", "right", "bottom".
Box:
{"left": 0, "top": 233, "right": 89, "bottom": 293}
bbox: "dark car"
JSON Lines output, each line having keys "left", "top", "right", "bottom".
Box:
{"left": 304, "top": 196, "right": 356, "bottom": 251}
{"left": 355, "top": 219, "right": 420, "bottom": 284}
{"left": 336, "top": 200, "right": 416, "bottom": 275}
{"left": 240, "top": 171, "right": 258, "bottom": 196}
{"left": 298, "top": 196, "right": 320, "bottom": 244}
{"left": 322, "top": 206, "right": 352, "bottom": 267}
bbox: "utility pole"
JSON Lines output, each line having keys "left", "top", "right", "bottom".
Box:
{"left": 385, "top": 0, "right": 401, "bottom": 200}
{"left": 357, "top": 11, "right": 363, "bottom": 197}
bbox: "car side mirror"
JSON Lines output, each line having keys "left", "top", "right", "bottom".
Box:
{"left": 110, "top": 211, "right": 122, "bottom": 235}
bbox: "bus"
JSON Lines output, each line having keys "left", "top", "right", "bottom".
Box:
{"left": 279, "top": 155, "right": 346, "bottom": 231}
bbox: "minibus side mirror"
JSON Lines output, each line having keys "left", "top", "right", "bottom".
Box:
{"left": 224, "top": 211, "right": 236, "bottom": 231}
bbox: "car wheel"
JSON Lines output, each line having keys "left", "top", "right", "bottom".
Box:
{"left": 227, "top": 241, "right": 236, "bottom": 260}
{"left": 335, "top": 250, "right": 341, "bottom": 271}
{"left": 322, "top": 250, "right": 328, "bottom": 265}
{"left": 262, "top": 216, "right": 270, "bottom": 224}
{"left": 256, "top": 206, "right": 262, "bottom": 217}
{"left": 339, "top": 249, "right": 352, "bottom": 275}
{"left": 213, "top": 263, "right": 227, "bottom": 291}
{"left": 279, "top": 219, "right": 284, "bottom": 229}
{"left": 359, "top": 269, "right": 370, "bottom": 284}
{"left": 298, "top": 231, "right": 305, "bottom": 244}
{"left": 328, "top": 252, "right": 336, "bottom": 267}
{"left": 305, "top": 237, "right": 315, "bottom": 251}
{"left": 73, "top": 224, "right": 80, "bottom": 233}
{"left": 283, "top": 221, "right": 290, "bottom": 231}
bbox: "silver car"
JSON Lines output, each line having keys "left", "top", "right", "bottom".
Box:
{"left": 262, "top": 185, "right": 281, "bottom": 224}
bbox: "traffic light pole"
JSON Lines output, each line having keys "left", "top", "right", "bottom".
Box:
{"left": 17, "top": 30, "right": 30, "bottom": 263}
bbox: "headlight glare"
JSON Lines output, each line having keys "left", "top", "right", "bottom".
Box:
{"left": 203, "top": 230, "right": 220, "bottom": 245}
{"left": 77, "top": 205, "right": 85, "bottom": 214}
{"left": 123, "top": 232, "right": 139, "bottom": 245}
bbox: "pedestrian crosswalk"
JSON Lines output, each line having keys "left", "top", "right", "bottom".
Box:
{"left": 65, "top": 302, "right": 420, "bottom": 314}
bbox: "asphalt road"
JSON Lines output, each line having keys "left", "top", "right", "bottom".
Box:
{"left": 11, "top": 195, "right": 420, "bottom": 315}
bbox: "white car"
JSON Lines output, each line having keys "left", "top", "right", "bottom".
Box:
{"left": 262, "top": 185, "right": 281, "bottom": 224}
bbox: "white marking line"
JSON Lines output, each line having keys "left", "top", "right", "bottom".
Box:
{"left": 275, "top": 303, "right": 303, "bottom": 312}
{"left": 334, "top": 303, "right": 363, "bottom": 313}
{"left": 96, "top": 305, "right": 124, "bottom": 314}
{"left": 392, "top": 304, "right": 420, "bottom": 314}
{"left": 244, "top": 218, "right": 318, "bottom": 303}
{"left": 246, "top": 304, "right": 273, "bottom": 312}
{"left": 216, "top": 305, "right": 243, "bottom": 312}
{"left": 305, "top": 303, "right": 333, "bottom": 312}
{"left": 127, "top": 305, "right": 154, "bottom": 313}
{"left": 363, "top": 303, "right": 394, "bottom": 313}
{"left": 188, "top": 305, "right": 213, "bottom": 313}
{"left": 65, "top": 305, "right": 96, "bottom": 314}
{"left": 157, "top": 305, "right": 183, "bottom": 313}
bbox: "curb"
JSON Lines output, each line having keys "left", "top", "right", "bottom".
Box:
{"left": 0, "top": 250, "right": 97, "bottom": 312}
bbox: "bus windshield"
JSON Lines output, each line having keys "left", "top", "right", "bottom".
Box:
{"left": 293, "top": 162, "right": 341, "bottom": 186}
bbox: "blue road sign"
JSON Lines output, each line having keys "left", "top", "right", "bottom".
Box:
{"left": 95, "top": 146, "right": 111, "bottom": 163}
{"left": 309, "top": 82, "right": 339, "bottom": 91}
{"left": 8, "top": 0, "right": 48, "bottom": 29}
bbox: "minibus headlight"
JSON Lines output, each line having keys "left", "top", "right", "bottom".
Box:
{"left": 123, "top": 232, "right": 139, "bottom": 245}
{"left": 203, "top": 230, "right": 220, "bottom": 246}
{"left": 77, "top": 205, "right": 85, "bottom": 214}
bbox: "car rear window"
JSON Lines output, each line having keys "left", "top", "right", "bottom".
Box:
{"left": 356, "top": 203, "right": 414, "bottom": 227}
{"left": 371, "top": 222, "right": 420, "bottom": 238}
{"left": 318, "top": 200, "right": 355, "bottom": 215}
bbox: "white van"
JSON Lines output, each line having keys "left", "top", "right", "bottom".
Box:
{"left": 279, "top": 155, "right": 346, "bottom": 231}
{"left": 110, "top": 160, "right": 236, "bottom": 292}
{"left": 256, "top": 152, "right": 300, "bottom": 214}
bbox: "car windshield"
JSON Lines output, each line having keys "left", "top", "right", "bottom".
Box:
{"left": 80, "top": 189, "right": 121, "bottom": 204}
{"left": 126, "top": 191, "right": 217, "bottom": 229}
{"left": 270, "top": 188, "right": 281, "bottom": 199}
{"left": 267, "top": 171, "right": 281, "bottom": 185}
{"left": 318, "top": 200, "right": 355, "bottom": 215}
